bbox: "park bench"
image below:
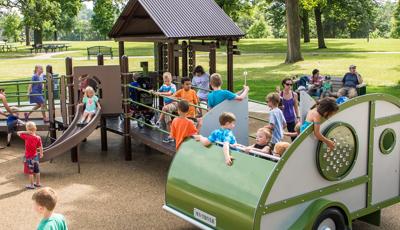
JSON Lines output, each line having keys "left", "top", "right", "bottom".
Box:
{"left": 87, "top": 46, "right": 113, "bottom": 60}
{"left": 294, "top": 75, "right": 367, "bottom": 96}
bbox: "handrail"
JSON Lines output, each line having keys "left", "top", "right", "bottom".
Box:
{"left": 128, "top": 98, "right": 178, "bottom": 118}
{"left": 128, "top": 84, "right": 206, "bottom": 110}
{"left": 0, "top": 80, "right": 47, "bottom": 86}
{"left": 129, "top": 117, "right": 170, "bottom": 135}
{"left": 215, "top": 141, "right": 280, "bottom": 161}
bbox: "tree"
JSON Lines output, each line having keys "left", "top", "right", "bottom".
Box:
{"left": 302, "top": 0, "right": 327, "bottom": 48}
{"left": 91, "top": 0, "right": 117, "bottom": 40}
{"left": 215, "top": 0, "right": 252, "bottom": 21}
{"left": 21, "top": 0, "right": 61, "bottom": 45}
{"left": 1, "top": 11, "right": 22, "bottom": 42}
{"left": 53, "top": 0, "right": 82, "bottom": 41}
{"left": 266, "top": 1, "right": 286, "bottom": 38}
{"left": 301, "top": 9, "right": 310, "bottom": 43}
{"left": 285, "top": 0, "right": 303, "bottom": 63}
{"left": 392, "top": 0, "right": 400, "bottom": 38}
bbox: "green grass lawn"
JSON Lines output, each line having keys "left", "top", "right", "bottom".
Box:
{"left": 0, "top": 38, "right": 399, "bottom": 101}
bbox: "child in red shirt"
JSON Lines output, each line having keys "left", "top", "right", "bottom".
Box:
{"left": 170, "top": 100, "right": 200, "bottom": 149}
{"left": 18, "top": 121, "right": 43, "bottom": 189}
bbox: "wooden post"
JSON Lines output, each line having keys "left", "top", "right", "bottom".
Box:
{"left": 118, "top": 41, "right": 125, "bottom": 66}
{"left": 60, "top": 75, "right": 68, "bottom": 128}
{"left": 188, "top": 42, "right": 196, "bottom": 78}
{"left": 46, "top": 65, "right": 56, "bottom": 143}
{"left": 97, "top": 54, "right": 108, "bottom": 151}
{"left": 227, "top": 39, "right": 234, "bottom": 92}
{"left": 174, "top": 40, "right": 179, "bottom": 78}
{"left": 182, "top": 41, "right": 188, "bottom": 77}
{"left": 167, "top": 42, "right": 175, "bottom": 76}
{"left": 66, "top": 57, "right": 78, "bottom": 162}
{"left": 121, "top": 55, "right": 132, "bottom": 161}
{"left": 209, "top": 42, "right": 217, "bottom": 75}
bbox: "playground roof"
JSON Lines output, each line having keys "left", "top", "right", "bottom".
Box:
{"left": 108, "top": 0, "right": 245, "bottom": 41}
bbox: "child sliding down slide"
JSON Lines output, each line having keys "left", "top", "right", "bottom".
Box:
{"left": 79, "top": 86, "right": 101, "bottom": 125}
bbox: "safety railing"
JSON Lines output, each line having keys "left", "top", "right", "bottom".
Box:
{"left": 215, "top": 141, "right": 280, "bottom": 162}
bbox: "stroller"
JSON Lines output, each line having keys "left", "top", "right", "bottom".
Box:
{"left": 129, "top": 74, "right": 155, "bottom": 128}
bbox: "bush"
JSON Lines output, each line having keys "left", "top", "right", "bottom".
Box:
{"left": 246, "top": 18, "right": 270, "bottom": 38}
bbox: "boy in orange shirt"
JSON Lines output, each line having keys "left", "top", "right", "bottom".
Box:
{"left": 162, "top": 77, "right": 199, "bottom": 143}
{"left": 170, "top": 100, "right": 200, "bottom": 149}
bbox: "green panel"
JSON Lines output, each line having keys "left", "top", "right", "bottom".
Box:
{"left": 379, "top": 128, "right": 396, "bottom": 155}
{"left": 357, "top": 210, "right": 381, "bottom": 226}
{"left": 165, "top": 139, "right": 276, "bottom": 230}
{"left": 316, "top": 122, "right": 359, "bottom": 181}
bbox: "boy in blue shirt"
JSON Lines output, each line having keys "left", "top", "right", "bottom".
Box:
{"left": 207, "top": 73, "right": 249, "bottom": 109}
{"left": 153, "top": 72, "right": 177, "bottom": 128}
{"left": 32, "top": 187, "right": 68, "bottom": 230}
{"left": 195, "top": 112, "right": 237, "bottom": 166}
{"left": 265, "top": 92, "right": 287, "bottom": 145}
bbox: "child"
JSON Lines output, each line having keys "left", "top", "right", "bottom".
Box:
{"left": 169, "top": 100, "right": 200, "bottom": 149}
{"left": 320, "top": 76, "right": 332, "bottom": 98}
{"left": 207, "top": 73, "right": 249, "bottom": 109}
{"left": 300, "top": 97, "right": 339, "bottom": 150}
{"left": 244, "top": 128, "right": 273, "bottom": 155}
{"left": 195, "top": 112, "right": 237, "bottom": 166}
{"left": 18, "top": 122, "right": 43, "bottom": 189}
{"left": 7, "top": 107, "right": 25, "bottom": 146}
{"left": 273, "top": 142, "right": 290, "bottom": 157}
{"left": 266, "top": 93, "right": 287, "bottom": 145}
{"left": 79, "top": 86, "right": 101, "bottom": 124}
{"left": 32, "top": 187, "right": 68, "bottom": 230}
{"left": 174, "top": 77, "right": 199, "bottom": 118}
{"left": 191, "top": 65, "right": 210, "bottom": 103}
{"left": 26, "top": 65, "right": 48, "bottom": 122}
{"left": 154, "top": 72, "right": 177, "bottom": 126}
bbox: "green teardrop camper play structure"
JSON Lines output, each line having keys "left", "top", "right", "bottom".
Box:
{"left": 164, "top": 93, "right": 400, "bottom": 230}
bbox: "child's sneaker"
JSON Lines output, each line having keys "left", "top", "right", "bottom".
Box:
{"left": 34, "top": 183, "right": 42, "bottom": 188}
{"left": 25, "top": 184, "right": 35, "bottom": 189}
{"left": 162, "top": 137, "right": 174, "bottom": 143}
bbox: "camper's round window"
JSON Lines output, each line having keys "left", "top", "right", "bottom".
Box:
{"left": 379, "top": 129, "right": 396, "bottom": 155}
{"left": 317, "top": 123, "right": 358, "bottom": 181}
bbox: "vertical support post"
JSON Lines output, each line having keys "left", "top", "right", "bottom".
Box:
{"left": 118, "top": 41, "right": 125, "bottom": 66}
{"left": 181, "top": 41, "right": 188, "bottom": 78}
{"left": 60, "top": 75, "right": 68, "bottom": 128}
{"left": 188, "top": 42, "right": 196, "bottom": 78}
{"left": 16, "top": 84, "right": 20, "bottom": 107}
{"left": 46, "top": 65, "right": 56, "bottom": 143}
{"left": 227, "top": 39, "right": 234, "bottom": 92}
{"left": 209, "top": 42, "right": 217, "bottom": 75}
{"left": 121, "top": 55, "right": 132, "bottom": 161}
{"left": 66, "top": 57, "right": 78, "bottom": 162}
{"left": 167, "top": 42, "right": 175, "bottom": 76}
{"left": 174, "top": 40, "right": 180, "bottom": 79}
{"left": 97, "top": 54, "right": 107, "bottom": 151}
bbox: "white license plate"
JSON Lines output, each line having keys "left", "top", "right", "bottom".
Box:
{"left": 194, "top": 208, "right": 216, "bottom": 227}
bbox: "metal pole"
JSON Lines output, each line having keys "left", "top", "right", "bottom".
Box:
{"left": 97, "top": 54, "right": 108, "bottom": 151}
{"left": 227, "top": 39, "right": 234, "bottom": 92}
{"left": 121, "top": 55, "right": 132, "bottom": 161}
{"left": 66, "top": 57, "right": 78, "bottom": 162}
{"left": 46, "top": 65, "right": 56, "bottom": 143}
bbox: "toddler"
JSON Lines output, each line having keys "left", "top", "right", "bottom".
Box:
{"left": 273, "top": 142, "right": 290, "bottom": 157}
{"left": 32, "top": 187, "right": 68, "bottom": 230}
{"left": 195, "top": 112, "right": 237, "bottom": 166}
{"left": 244, "top": 128, "right": 273, "bottom": 155}
{"left": 18, "top": 122, "right": 43, "bottom": 189}
{"left": 300, "top": 97, "right": 339, "bottom": 150}
{"left": 79, "top": 86, "right": 101, "bottom": 124}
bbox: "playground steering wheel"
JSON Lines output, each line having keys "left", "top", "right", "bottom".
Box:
{"left": 317, "top": 122, "right": 359, "bottom": 181}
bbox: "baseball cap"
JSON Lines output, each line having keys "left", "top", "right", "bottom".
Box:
{"left": 349, "top": 64, "right": 356, "bottom": 69}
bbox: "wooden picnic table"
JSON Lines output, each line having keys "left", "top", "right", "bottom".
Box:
{"left": 0, "top": 44, "right": 17, "bottom": 52}
{"left": 28, "top": 43, "right": 70, "bottom": 53}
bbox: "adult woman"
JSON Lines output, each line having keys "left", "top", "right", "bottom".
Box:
{"left": 0, "top": 88, "right": 12, "bottom": 149}
{"left": 25, "top": 65, "right": 48, "bottom": 122}
{"left": 280, "top": 78, "right": 300, "bottom": 141}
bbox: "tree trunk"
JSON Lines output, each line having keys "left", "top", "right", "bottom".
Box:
{"left": 314, "top": 6, "right": 327, "bottom": 49}
{"left": 34, "top": 28, "right": 43, "bottom": 45}
{"left": 25, "top": 26, "right": 30, "bottom": 46}
{"left": 54, "top": 31, "right": 58, "bottom": 41}
{"left": 302, "top": 10, "right": 310, "bottom": 43}
{"left": 285, "top": 0, "right": 303, "bottom": 63}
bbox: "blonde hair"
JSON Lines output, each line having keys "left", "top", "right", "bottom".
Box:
{"left": 163, "top": 72, "right": 172, "bottom": 81}
{"left": 266, "top": 92, "right": 280, "bottom": 106}
{"left": 34, "top": 65, "right": 43, "bottom": 74}
{"left": 210, "top": 73, "right": 222, "bottom": 87}
{"left": 84, "top": 86, "right": 95, "bottom": 97}
{"left": 32, "top": 187, "right": 58, "bottom": 211}
{"left": 257, "top": 128, "right": 272, "bottom": 140}
{"left": 273, "top": 142, "right": 290, "bottom": 156}
{"left": 26, "top": 121, "right": 37, "bottom": 133}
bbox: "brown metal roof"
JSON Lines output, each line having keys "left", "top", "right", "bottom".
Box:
{"left": 109, "top": 0, "right": 245, "bottom": 40}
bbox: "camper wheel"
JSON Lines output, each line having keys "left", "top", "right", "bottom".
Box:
{"left": 312, "top": 208, "right": 348, "bottom": 230}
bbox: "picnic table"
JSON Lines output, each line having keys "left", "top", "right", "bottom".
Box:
{"left": 0, "top": 42, "right": 18, "bottom": 52}
{"left": 28, "top": 43, "right": 71, "bottom": 53}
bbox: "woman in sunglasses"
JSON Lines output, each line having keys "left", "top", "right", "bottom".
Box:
{"left": 280, "top": 78, "right": 300, "bottom": 141}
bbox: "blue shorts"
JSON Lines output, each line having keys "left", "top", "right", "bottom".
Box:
{"left": 24, "top": 156, "right": 40, "bottom": 174}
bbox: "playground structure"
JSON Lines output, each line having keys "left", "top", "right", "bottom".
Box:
{"left": 0, "top": 0, "right": 398, "bottom": 229}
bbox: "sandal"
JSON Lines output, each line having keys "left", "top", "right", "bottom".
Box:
{"left": 25, "top": 184, "right": 35, "bottom": 189}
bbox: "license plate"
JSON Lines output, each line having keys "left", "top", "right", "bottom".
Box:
{"left": 194, "top": 208, "right": 216, "bottom": 227}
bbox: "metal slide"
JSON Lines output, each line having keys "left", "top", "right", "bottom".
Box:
{"left": 40, "top": 104, "right": 101, "bottom": 162}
